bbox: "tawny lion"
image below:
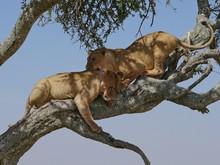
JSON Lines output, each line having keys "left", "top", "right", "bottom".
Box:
{"left": 86, "top": 22, "right": 214, "bottom": 86}
{"left": 24, "top": 70, "right": 122, "bottom": 133}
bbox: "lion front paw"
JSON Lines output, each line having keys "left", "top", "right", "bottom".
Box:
{"left": 198, "top": 107, "right": 209, "bottom": 114}
{"left": 90, "top": 125, "right": 103, "bottom": 133}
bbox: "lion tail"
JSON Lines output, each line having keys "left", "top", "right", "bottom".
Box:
{"left": 23, "top": 98, "right": 32, "bottom": 118}
{"left": 178, "top": 23, "right": 214, "bottom": 50}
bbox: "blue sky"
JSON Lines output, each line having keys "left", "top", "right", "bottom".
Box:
{"left": 0, "top": 1, "right": 220, "bottom": 165}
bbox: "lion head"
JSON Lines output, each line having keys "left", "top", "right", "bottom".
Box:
{"left": 86, "top": 47, "right": 119, "bottom": 73}
{"left": 100, "top": 69, "right": 124, "bottom": 102}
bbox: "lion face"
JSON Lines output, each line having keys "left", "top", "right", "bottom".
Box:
{"left": 86, "top": 47, "right": 112, "bottom": 71}
{"left": 101, "top": 70, "right": 123, "bottom": 102}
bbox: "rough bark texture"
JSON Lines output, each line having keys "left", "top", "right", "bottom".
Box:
{"left": 0, "top": 102, "right": 151, "bottom": 165}
{"left": 0, "top": 0, "right": 220, "bottom": 165}
{"left": 0, "top": 0, "right": 61, "bottom": 66}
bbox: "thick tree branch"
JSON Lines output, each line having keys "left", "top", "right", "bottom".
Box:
{"left": 0, "top": 0, "right": 61, "bottom": 66}
{"left": 0, "top": 103, "right": 150, "bottom": 165}
{"left": 169, "top": 81, "right": 220, "bottom": 112}
{"left": 197, "top": 0, "right": 211, "bottom": 17}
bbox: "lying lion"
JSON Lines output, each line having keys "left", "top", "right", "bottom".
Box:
{"left": 24, "top": 70, "right": 122, "bottom": 133}
{"left": 86, "top": 22, "right": 214, "bottom": 86}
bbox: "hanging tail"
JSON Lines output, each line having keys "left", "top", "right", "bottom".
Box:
{"left": 178, "top": 22, "right": 214, "bottom": 50}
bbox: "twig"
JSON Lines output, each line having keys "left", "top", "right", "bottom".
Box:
{"left": 135, "top": 0, "right": 156, "bottom": 37}
{"left": 166, "top": 60, "right": 213, "bottom": 112}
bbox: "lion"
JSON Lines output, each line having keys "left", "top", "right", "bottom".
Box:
{"left": 86, "top": 22, "right": 214, "bottom": 86}
{"left": 24, "top": 70, "right": 123, "bottom": 133}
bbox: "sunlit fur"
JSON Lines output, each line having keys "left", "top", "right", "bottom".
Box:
{"left": 24, "top": 70, "right": 122, "bottom": 133}
{"left": 86, "top": 24, "right": 213, "bottom": 87}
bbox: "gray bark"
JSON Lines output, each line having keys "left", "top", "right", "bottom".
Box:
{"left": 0, "top": 0, "right": 61, "bottom": 66}
{"left": 0, "top": 0, "right": 220, "bottom": 165}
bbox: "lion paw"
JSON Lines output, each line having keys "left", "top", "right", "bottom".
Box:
{"left": 199, "top": 107, "right": 209, "bottom": 114}
{"left": 91, "top": 125, "right": 103, "bottom": 133}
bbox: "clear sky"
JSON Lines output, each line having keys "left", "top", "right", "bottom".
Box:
{"left": 0, "top": 1, "right": 220, "bottom": 165}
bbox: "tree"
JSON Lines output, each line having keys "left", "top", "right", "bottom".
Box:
{"left": 0, "top": 0, "right": 220, "bottom": 164}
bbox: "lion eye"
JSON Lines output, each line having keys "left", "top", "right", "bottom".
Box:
{"left": 91, "top": 57, "right": 95, "bottom": 61}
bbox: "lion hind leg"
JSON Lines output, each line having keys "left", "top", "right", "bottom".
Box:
{"left": 146, "top": 49, "right": 166, "bottom": 77}
{"left": 24, "top": 80, "right": 50, "bottom": 118}
{"left": 146, "top": 64, "right": 165, "bottom": 77}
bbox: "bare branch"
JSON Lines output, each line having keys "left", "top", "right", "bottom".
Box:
{"left": 135, "top": 0, "right": 156, "bottom": 37}
{"left": 168, "top": 81, "right": 220, "bottom": 113}
{"left": 167, "top": 49, "right": 220, "bottom": 83}
{"left": 197, "top": 0, "right": 211, "bottom": 17}
{"left": 0, "top": 0, "right": 61, "bottom": 66}
{"left": 166, "top": 60, "right": 213, "bottom": 104}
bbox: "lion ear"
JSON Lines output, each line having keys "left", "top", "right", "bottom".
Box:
{"left": 87, "top": 50, "right": 93, "bottom": 56}
{"left": 100, "top": 81, "right": 106, "bottom": 90}
{"left": 101, "top": 47, "right": 107, "bottom": 56}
